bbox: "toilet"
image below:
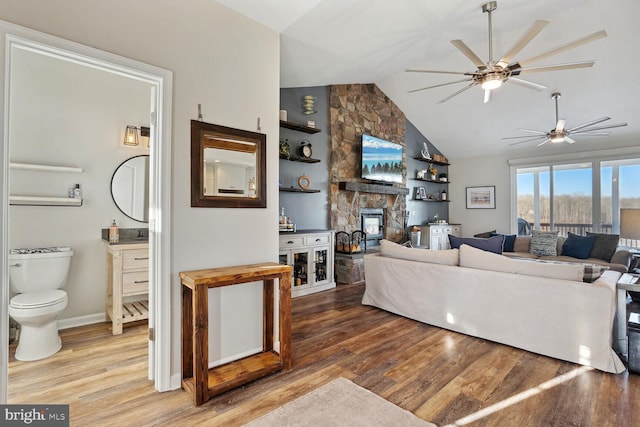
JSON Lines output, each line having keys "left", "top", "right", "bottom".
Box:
{"left": 8, "top": 247, "right": 73, "bottom": 361}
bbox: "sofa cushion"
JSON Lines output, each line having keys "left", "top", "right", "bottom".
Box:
{"left": 490, "top": 233, "right": 516, "bottom": 252}
{"left": 379, "top": 239, "right": 459, "bottom": 266}
{"left": 448, "top": 234, "right": 504, "bottom": 254}
{"left": 530, "top": 230, "right": 559, "bottom": 256}
{"left": 513, "top": 236, "right": 531, "bottom": 253}
{"left": 561, "top": 232, "right": 597, "bottom": 259}
{"left": 586, "top": 232, "right": 620, "bottom": 262}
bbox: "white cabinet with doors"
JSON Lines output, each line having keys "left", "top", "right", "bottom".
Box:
{"left": 279, "top": 230, "right": 335, "bottom": 298}
{"left": 418, "top": 223, "right": 462, "bottom": 250}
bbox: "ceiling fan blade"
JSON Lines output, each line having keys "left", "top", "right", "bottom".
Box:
{"left": 450, "top": 39, "right": 487, "bottom": 70}
{"left": 570, "top": 122, "right": 628, "bottom": 133}
{"left": 537, "top": 138, "right": 552, "bottom": 147}
{"left": 565, "top": 136, "right": 576, "bottom": 144}
{"left": 568, "top": 132, "right": 611, "bottom": 136}
{"left": 555, "top": 119, "right": 566, "bottom": 133}
{"left": 484, "top": 89, "right": 492, "bottom": 104}
{"left": 517, "top": 128, "right": 548, "bottom": 134}
{"left": 508, "top": 77, "right": 546, "bottom": 91}
{"left": 517, "top": 30, "right": 607, "bottom": 68}
{"left": 405, "top": 69, "right": 470, "bottom": 75}
{"left": 496, "top": 20, "right": 549, "bottom": 68}
{"left": 566, "top": 117, "right": 610, "bottom": 132}
{"left": 502, "top": 134, "right": 546, "bottom": 140}
{"left": 508, "top": 136, "right": 547, "bottom": 146}
{"left": 408, "top": 78, "right": 473, "bottom": 93}
{"left": 517, "top": 61, "right": 595, "bottom": 74}
{"left": 437, "top": 82, "right": 477, "bottom": 104}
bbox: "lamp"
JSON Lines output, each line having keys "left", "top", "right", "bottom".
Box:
{"left": 620, "top": 208, "right": 640, "bottom": 247}
{"left": 123, "top": 125, "right": 139, "bottom": 146}
{"left": 123, "top": 125, "right": 151, "bottom": 147}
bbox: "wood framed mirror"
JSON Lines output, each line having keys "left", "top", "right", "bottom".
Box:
{"left": 191, "top": 120, "right": 266, "bottom": 208}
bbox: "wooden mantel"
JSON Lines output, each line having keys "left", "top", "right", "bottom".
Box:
{"left": 339, "top": 181, "right": 410, "bottom": 195}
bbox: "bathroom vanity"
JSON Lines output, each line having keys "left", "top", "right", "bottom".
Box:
{"left": 103, "top": 241, "right": 149, "bottom": 335}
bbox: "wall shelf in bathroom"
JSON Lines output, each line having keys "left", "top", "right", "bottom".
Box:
{"left": 9, "top": 196, "right": 83, "bottom": 206}
{"left": 9, "top": 162, "right": 83, "bottom": 173}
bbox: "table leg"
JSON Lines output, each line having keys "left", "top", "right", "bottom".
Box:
{"left": 263, "top": 279, "right": 274, "bottom": 352}
{"left": 279, "top": 272, "right": 292, "bottom": 369}
{"left": 193, "top": 284, "right": 209, "bottom": 406}
{"left": 617, "top": 288, "right": 628, "bottom": 359}
{"left": 181, "top": 286, "right": 193, "bottom": 382}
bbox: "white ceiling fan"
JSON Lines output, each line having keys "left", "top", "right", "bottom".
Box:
{"left": 503, "top": 92, "right": 628, "bottom": 146}
{"left": 406, "top": 1, "right": 606, "bottom": 104}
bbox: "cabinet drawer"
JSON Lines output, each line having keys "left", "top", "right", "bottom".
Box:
{"left": 123, "top": 249, "right": 149, "bottom": 270}
{"left": 123, "top": 271, "right": 149, "bottom": 295}
{"left": 280, "top": 236, "right": 305, "bottom": 247}
{"left": 430, "top": 227, "right": 443, "bottom": 234}
{"left": 304, "top": 234, "right": 330, "bottom": 245}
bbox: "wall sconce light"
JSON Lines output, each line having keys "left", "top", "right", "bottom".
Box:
{"left": 123, "top": 125, "right": 151, "bottom": 147}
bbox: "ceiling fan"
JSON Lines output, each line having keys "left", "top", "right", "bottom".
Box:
{"left": 503, "top": 92, "right": 628, "bottom": 146}
{"left": 406, "top": 1, "right": 606, "bottom": 103}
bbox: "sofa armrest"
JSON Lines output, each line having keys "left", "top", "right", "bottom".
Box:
{"left": 610, "top": 248, "right": 632, "bottom": 270}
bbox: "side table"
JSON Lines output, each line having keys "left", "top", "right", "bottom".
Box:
{"left": 179, "top": 262, "right": 292, "bottom": 406}
{"left": 616, "top": 273, "right": 640, "bottom": 360}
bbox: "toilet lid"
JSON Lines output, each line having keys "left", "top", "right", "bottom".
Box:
{"left": 10, "top": 290, "right": 67, "bottom": 309}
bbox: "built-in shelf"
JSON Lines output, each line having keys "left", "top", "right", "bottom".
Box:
{"left": 279, "top": 120, "right": 321, "bottom": 134}
{"left": 279, "top": 154, "right": 321, "bottom": 163}
{"left": 409, "top": 178, "right": 450, "bottom": 184}
{"left": 339, "top": 181, "right": 410, "bottom": 195}
{"left": 9, "top": 196, "right": 83, "bottom": 206}
{"left": 414, "top": 199, "right": 450, "bottom": 203}
{"left": 279, "top": 187, "right": 321, "bottom": 193}
{"left": 413, "top": 157, "right": 450, "bottom": 167}
{"left": 10, "top": 162, "right": 83, "bottom": 173}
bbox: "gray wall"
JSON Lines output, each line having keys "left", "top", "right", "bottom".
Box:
{"left": 279, "top": 86, "right": 330, "bottom": 230}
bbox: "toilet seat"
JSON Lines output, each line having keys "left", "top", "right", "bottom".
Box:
{"left": 10, "top": 290, "right": 67, "bottom": 309}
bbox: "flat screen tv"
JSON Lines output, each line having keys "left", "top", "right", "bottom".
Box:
{"left": 361, "top": 134, "right": 403, "bottom": 184}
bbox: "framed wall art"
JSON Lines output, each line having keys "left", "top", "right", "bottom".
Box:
{"left": 466, "top": 186, "right": 495, "bottom": 209}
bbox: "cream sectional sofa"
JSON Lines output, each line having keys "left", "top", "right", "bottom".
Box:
{"left": 362, "top": 240, "right": 626, "bottom": 373}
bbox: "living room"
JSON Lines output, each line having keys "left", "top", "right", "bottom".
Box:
{"left": 2, "top": 0, "right": 640, "bottom": 425}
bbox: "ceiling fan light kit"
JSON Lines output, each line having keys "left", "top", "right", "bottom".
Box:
{"left": 407, "top": 1, "right": 607, "bottom": 104}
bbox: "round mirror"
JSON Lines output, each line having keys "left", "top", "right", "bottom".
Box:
{"left": 111, "top": 155, "right": 149, "bottom": 222}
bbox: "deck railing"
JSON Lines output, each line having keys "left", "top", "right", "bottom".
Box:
{"left": 535, "top": 223, "right": 638, "bottom": 248}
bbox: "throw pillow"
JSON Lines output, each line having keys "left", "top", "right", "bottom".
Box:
{"left": 448, "top": 234, "right": 504, "bottom": 254}
{"left": 379, "top": 239, "right": 460, "bottom": 266}
{"left": 490, "top": 233, "right": 517, "bottom": 252}
{"left": 586, "top": 232, "right": 620, "bottom": 262}
{"left": 582, "top": 264, "right": 608, "bottom": 283}
{"left": 529, "top": 230, "right": 559, "bottom": 256}
{"left": 561, "top": 232, "right": 597, "bottom": 259}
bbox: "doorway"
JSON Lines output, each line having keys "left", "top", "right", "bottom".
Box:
{"left": 0, "top": 21, "right": 173, "bottom": 401}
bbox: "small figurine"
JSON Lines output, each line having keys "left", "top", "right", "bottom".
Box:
{"left": 420, "top": 142, "right": 431, "bottom": 160}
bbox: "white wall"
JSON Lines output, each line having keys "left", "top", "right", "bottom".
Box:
{"left": 0, "top": 0, "right": 280, "bottom": 380}
{"left": 9, "top": 48, "right": 151, "bottom": 320}
{"left": 448, "top": 153, "right": 513, "bottom": 237}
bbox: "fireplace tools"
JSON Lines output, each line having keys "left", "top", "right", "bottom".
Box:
{"left": 336, "top": 231, "right": 366, "bottom": 254}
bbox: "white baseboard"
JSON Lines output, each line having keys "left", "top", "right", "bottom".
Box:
{"left": 57, "top": 313, "right": 106, "bottom": 330}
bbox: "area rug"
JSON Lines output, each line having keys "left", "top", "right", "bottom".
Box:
{"left": 243, "top": 377, "right": 436, "bottom": 426}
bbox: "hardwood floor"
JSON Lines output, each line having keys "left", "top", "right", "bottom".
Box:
{"left": 8, "top": 283, "right": 640, "bottom": 426}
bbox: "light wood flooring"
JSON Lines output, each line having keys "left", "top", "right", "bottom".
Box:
{"left": 8, "top": 283, "right": 640, "bottom": 426}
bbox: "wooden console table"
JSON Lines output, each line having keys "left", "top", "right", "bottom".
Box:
{"left": 179, "top": 262, "right": 292, "bottom": 406}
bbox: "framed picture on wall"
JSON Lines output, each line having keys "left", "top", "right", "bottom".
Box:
{"left": 417, "top": 187, "right": 427, "bottom": 200}
{"left": 466, "top": 186, "right": 495, "bottom": 209}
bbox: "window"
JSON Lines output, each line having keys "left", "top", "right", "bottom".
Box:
{"left": 513, "top": 157, "right": 640, "bottom": 247}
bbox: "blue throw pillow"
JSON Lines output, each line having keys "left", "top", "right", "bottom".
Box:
{"left": 490, "top": 233, "right": 516, "bottom": 252}
{"left": 448, "top": 234, "right": 505, "bottom": 254}
{"left": 561, "top": 232, "right": 597, "bottom": 259}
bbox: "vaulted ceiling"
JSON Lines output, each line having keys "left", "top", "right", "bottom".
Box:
{"left": 216, "top": 0, "right": 639, "bottom": 159}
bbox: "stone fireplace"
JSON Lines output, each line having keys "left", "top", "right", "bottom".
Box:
{"left": 360, "top": 208, "right": 384, "bottom": 247}
{"left": 328, "top": 83, "right": 407, "bottom": 243}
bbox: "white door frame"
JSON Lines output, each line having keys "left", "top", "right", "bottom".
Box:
{"left": 0, "top": 21, "right": 173, "bottom": 401}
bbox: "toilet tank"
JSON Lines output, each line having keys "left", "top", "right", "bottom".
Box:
{"left": 8, "top": 247, "right": 73, "bottom": 293}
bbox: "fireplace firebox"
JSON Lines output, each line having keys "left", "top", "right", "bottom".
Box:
{"left": 360, "top": 208, "right": 384, "bottom": 247}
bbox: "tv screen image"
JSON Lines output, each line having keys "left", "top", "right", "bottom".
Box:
{"left": 361, "top": 134, "right": 403, "bottom": 184}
